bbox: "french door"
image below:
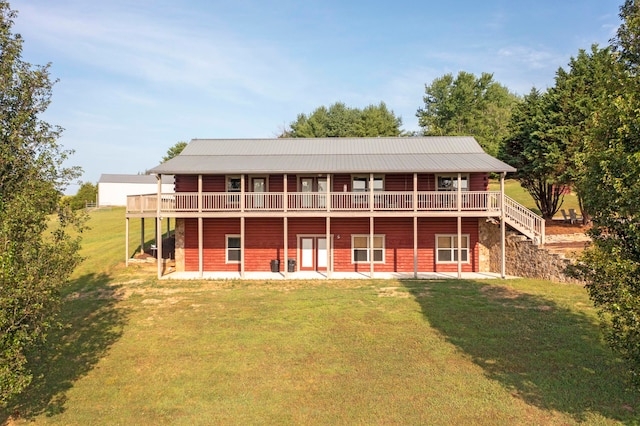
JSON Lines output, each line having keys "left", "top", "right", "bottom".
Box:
{"left": 300, "top": 177, "right": 327, "bottom": 208}
{"left": 299, "top": 236, "right": 330, "bottom": 271}
{"left": 251, "top": 177, "right": 266, "bottom": 208}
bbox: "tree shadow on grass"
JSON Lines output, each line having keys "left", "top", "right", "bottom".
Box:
{"left": 401, "top": 279, "right": 640, "bottom": 423}
{"left": 1, "top": 272, "right": 129, "bottom": 422}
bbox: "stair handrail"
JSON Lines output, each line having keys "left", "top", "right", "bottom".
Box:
{"left": 503, "top": 195, "right": 545, "bottom": 245}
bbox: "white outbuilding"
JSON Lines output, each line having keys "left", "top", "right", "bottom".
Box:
{"left": 98, "top": 174, "right": 175, "bottom": 207}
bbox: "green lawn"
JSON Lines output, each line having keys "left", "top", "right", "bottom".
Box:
{"left": 489, "top": 179, "right": 581, "bottom": 217}
{"left": 2, "top": 207, "right": 638, "bottom": 425}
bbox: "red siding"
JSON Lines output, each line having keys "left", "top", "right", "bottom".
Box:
{"left": 175, "top": 172, "right": 488, "bottom": 192}
{"left": 183, "top": 216, "right": 479, "bottom": 273}
{"left": 333, "top": 174, "right": 351, "bottom": 191}
{"left": 269, "top": 175, "right": 283, "bottom": 192}
{"left": 175, "top": 175, "right": 198, "bottom": 192}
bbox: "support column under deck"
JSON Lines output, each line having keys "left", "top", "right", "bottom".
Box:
{"left": 198, "top": 175, "right": 203, "bottom": 278}
{"left": 413, "top": 216, "right": 418, "bottom": 279}
{"left": 240, "top": 217, "right": 245, "bottom": 279}
{"left": 326, "top": 216, "right": 331, "bottom": 278}
{"left": 284, "top": 216, "right": 288, "bottom": 278}
{"left": 500, "top": 172, "right": 506, "bottom": 279}
{"left": 457, "top": 173, "right": 462, "bottom": 279}
{"left": 413, "top": 173, "right": 418, "bottom": 279}
{"left": 126, "top": 218, "right": 129, "bottom": 266}
{"left": 156, "top": 174, "right": 163, "bottom": 279}
{"left": 370, "top": 216, "right": 374, "bottom": 279}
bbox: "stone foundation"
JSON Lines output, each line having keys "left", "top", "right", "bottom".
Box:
{"left": 175, "top": 218, "right": 185, "bottom": 272}
{"left": 479, "top": 218, "right": 583, "bottom": 283}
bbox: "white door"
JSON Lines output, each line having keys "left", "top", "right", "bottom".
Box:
{"left": 317, "top": 238, "right": 327, "bottom": 269}
{"left": 317, "top": 178, "right": 327, "bottom": 208}
{"left": 252, "top": 178, "right": 265, "bottom": 208}
{"left": 301, "top": 178, "right": 313, "bottom": 208}
{"left": 301, "top": 237, "right": 314, "bottom": 269}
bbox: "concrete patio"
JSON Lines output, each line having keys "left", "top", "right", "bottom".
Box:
{"left": 160, "top": 270, "right": 510, "bottom": 280}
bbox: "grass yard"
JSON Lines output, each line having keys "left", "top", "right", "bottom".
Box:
{"left": 2, "top": 207, "right": 639, "bottom": 425}
{"left": 489, "top": 179, "right": 581, "bottom": 217}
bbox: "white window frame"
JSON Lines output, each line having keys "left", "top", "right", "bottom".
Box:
{"left": 226, "top": 234, "right": 241, "bottom": 264}
{"left": 351, "top": 175, "right": 384, "bottom": 192}
{"left": 435, "top": 234, "right": 470, "bottom": 264}
{"left": 249, "top": 175, "right": 269, "bottom": 192}
{"left": 226, "top": 176, "right": 241, "bottom": 192}
{"left": 436, "top": 174, "right": 469, "bottom": 191}
{"left": 351, "top": 234, "right": 385, "bottom": 264}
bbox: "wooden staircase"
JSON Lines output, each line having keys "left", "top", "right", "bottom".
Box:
{"left": 503, "top": 195, "right": 545, "bottom": 245}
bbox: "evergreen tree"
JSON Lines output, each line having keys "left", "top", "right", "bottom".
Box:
{"left": 500, "top": 88, "right": 567, "bottom": 219}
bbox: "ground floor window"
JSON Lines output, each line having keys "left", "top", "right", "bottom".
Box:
{"left": 436, "top": 234, "right": 469, "bottom": 263}
{"left": 226, "top": 235, "right": 241, "bottom": 263}
{"left": 352, "top": 235, "right": 385, "bottom": 263}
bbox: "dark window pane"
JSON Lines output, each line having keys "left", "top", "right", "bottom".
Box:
{"left": 228, "top": 249, "right": 241, "bottom": 262}
{"left": 354, "top": 249, "right": 368, "bottom": 262}
{"left": 373, "top": 249, "right": 383, "bottom": 262}
{"left": 228, "top": 237, "right": 241, "bottom": 248}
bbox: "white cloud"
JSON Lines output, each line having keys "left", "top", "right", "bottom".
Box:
{"left": 15, "top": 2, "right": 313, "bottom": 106}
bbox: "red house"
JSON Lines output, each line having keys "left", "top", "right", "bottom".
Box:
{"left": 125, "top": 137, "right": 544, "bottom": 279}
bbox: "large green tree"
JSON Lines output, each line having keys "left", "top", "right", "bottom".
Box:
{"left": 573, "top": 0, "right": 640, "bottom": 386}
{"left": 552, "top": 45, "right": 616, "bottom": 223}
{"left": 499, "top": 88, "right": 568, "bottom": 219}
{"left": 281, "top": 102, "right": 403, "bottom": 138}
{"left": 416, "top": 71, "right": 520, "bottom": 157}
{"left": 0, "top": 1, "right": 83, "bottom": 404}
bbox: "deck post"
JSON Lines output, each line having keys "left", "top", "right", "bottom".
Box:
{"left": 457, "top": 173, "right": 462, "bottom": 279}
{"left": 413, "top": 216, "right": 418, "bottom": 279}
{"left": 240, "top": 217, "right": 245, "bottom": 279}
{"left": 156, "top": 174, "right": 163, "bottom": 279}
{"left": 198, "top": 174, "right": 203, "bottom": 278}
{"left": 370, "top": 216, "right": 375, "bottom": 279}
{"left": 140, "top": 218, "right": 145, "bottom": 255}
{"left": 125, "top": 218, "right": 129, "bottom": 266}
{"left": 370, "top": 174, "right": 374, "bottom": 278}
{"left": 283, "top": 174, "right": 288, "bottom": 212}
{"left": 413, "top": 173, "right": 418, "bottom": 278}
{"left": 500, "top": 172, "right": 506, "bottom": 279}
{"left": 284, "top": 216, "right": 288, "bottom": 278}
{"left": 326, "top": 216, "right": 331, "bottom": 278}
{"left": 240, "top": 175, "right": 245, "bottom": 212}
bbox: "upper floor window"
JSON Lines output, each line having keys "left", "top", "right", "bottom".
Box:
{"left": 227, "top": 176, "right": 241, "bottom": 192}
{"left": 352, "top": 175, "right": 384, "bottom": 192}
{"left": 437, "top": 175, "right": 468, "bottom": 191}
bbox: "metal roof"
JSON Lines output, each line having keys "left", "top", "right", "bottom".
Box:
{"left": 99, "top": 174, "right": 175, "bottom": 184}
{"left": 147, "top": 137, "right": 516, "bottom": 175}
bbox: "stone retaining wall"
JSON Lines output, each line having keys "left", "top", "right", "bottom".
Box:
{"left": 479, "top": 219, "right": 583, "bottom": 284}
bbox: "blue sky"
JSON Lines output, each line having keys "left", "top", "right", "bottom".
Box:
{"left": 10, "top": 0, "right": 622, "bottom": 193}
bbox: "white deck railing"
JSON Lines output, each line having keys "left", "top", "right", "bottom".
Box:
{"left": 127, "top": 191, "right": 544, "bottom": 244}
{"left": 127, "top": 191, "right": 503, "bottom": 214}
